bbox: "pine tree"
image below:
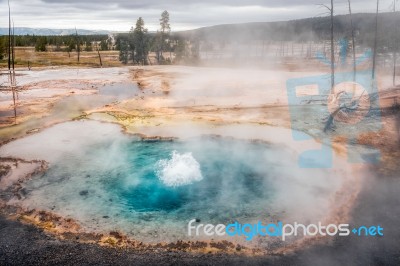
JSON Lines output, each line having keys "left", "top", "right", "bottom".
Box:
{"left": 35, "top": 36, "right": 47, "bottom": 52}
{"left": 128, "top": 26, "right": 136, "bottom": 63}
{"left": 133, "top": 17, "right": 149, "bottom": 65}
{"left": 157, "top": 10, "right": 171, "bottom": 63}
{"left": 119, "top": 40, "right": 129, "bottom": 64}
{"left": 85, "top": 41, "right": 93, "bottom": 52}
{"left": 100, "top": 40, "right": 108, "bottom": 51}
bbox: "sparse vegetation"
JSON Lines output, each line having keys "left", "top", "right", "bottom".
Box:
{"left": 0, "top": 47, "right": 121, "bottom": 67}
{"left": 0, "top": 37, "right": 5, "bottom": 59}
{"left": 35, "top": 36, "right": 47, "bottom": 52}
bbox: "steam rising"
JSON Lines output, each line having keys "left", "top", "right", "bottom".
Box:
{"left": 0, "top": 120, "right": 355, "bottom": 246}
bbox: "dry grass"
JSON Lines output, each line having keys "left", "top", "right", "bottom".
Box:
{"left": 0, "top": 47, "right": 122, "bottom": 68}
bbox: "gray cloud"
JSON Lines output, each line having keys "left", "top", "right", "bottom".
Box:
{"left": 0, "top": 0, "right": 394, "bottom": 31}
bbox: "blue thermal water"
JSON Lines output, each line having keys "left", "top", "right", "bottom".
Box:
{"left": 112, "top": 139, "right": 271, "bottom": 212}
{"left": 29, "top": 137, "right": 274, "bottom": 213}
{"left": 18, "top": 131, "right": 330, "bottom": 243}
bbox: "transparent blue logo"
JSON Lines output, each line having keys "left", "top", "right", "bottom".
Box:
{"left": 286, "top": 38, "right": 382, "bottom": 168}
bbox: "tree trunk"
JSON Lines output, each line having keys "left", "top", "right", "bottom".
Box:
{"left": 393, "top": 0, "right": 397, "bottom": 86}
{"left": 11, "top": 26, "right": 16, "bottom": 123}
{"left": 7, "top": 1, "right": 17, "bottom": 124}
{"left": 372, "top": 0, "right": 379, "bottom": 80}
{"left": 330, "top": 0, "right": 335, "bottom": 93}
{"left": 75, "top": 28, "right": 80, "bottom": 63}
{"left": 348, "top": 0, "right": 357, "bottom": 82}
{"left": 97, "top": 47, "right": 102, "bottom": 67}
{"left": 7, "top": 0, "right": 11, "bottom": 71}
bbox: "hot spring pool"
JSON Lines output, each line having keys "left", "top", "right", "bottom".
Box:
{"left": 0, "top": 120, "right": 351, "bottom": 245}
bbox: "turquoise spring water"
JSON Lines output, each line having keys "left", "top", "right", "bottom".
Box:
{"left": 20, "top": 135, "right": 289, "bottom": 241}
{"left": 29, "top": 137, "right": 275, "bottom": 214}
{"left": 14, "top": 123, "right": 339, "bottom": 243}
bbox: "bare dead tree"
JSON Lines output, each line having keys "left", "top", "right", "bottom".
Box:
{"left": 11, "top": 23, "right": 17, "bottom": 123}
{"left": 7, "top": 0, "right": 11, "bottom": 71}
{"left": 7, "top": 0, "right": 17, "bottom": 124}
{"left": 96, "top": 43, "right": 103, "bottom": 67}
{"left": 393, "top": 0, "right": 398, "bottom": 86}
{"left": 12, "top": 22, "right": 17, "bottom": 97}
{"left": 319, "top": 1, "right": 335, "bottom": 92}
{"left": 372, "top": 0, "right": 379, "bottom": 80}
{"left": 320, "top": 1, "right": 357, "bottom": 132}
{"left": 75, "top": 27, "right": 80, "bottom": 63}
{"left": 12, "top": 23, "right": 15, "bottom": 71}
{"left": 330, "top": 0, "right": 335, "bottom": 92}
{"left": 348, "top": 0, "right": 357, "bottom": 81}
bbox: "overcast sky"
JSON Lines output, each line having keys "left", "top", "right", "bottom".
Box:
{"left": 0, "top": 0, "right": 395, "bottom": 31}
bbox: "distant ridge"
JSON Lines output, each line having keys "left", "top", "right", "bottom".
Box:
{"left": 176, "top": 12, "right": 400, "bottom": 43}
{"left": 2, "top": 11, "right": 399, "bottom": 39}
{"left": 0, "top": 27, "right": 111, "bottom": 36}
